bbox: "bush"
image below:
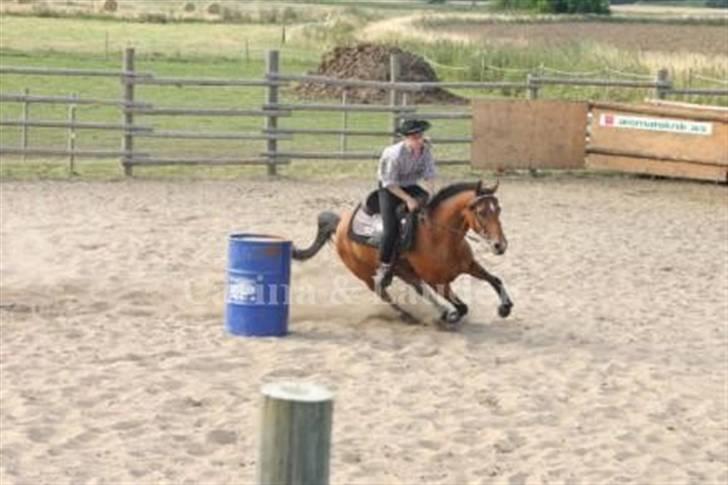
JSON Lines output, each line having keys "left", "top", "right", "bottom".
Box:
{"left": 496, "top": 0, "right": 609, "bottom": 13}
{"left": 221, "top": 6, "right": 243, "bottom": 22}
{"left": 138, "top": 12, "right": 168, "bottom": 23}
{"left": 705, "top": 0, "right": 728, "bottom": 7}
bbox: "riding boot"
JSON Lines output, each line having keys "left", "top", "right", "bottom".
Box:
{"left": 373, "top": 262, "right": 394, "bottom": 294}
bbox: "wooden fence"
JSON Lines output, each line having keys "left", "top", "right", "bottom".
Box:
{"left": 471, "top": 98, "right": 728, "bottom": 182}
{"left": 1, "top": 49, "right": 726, "bottom": 176}
{"left": 586, "top": 101, "right": 728, "bottom": 182}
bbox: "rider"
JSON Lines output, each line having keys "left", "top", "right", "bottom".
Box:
{"left": 373, "top": 119, "right": 437, "bottom": 294}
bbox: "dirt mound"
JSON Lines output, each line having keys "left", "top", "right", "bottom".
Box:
{"left": 294, "top": 43, "right": 467, "bottom": 105}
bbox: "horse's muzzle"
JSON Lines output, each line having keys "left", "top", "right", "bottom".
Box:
{"left": 493, "top": 241, "right": 507, "bottom": 255}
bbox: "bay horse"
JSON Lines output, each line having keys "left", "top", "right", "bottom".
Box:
{"left": 292, "top": 180, "right": 513, "bottom": 329}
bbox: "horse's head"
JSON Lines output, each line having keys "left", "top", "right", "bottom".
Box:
{"left": 464, "top": 180, "right": 507, "bottom": 255}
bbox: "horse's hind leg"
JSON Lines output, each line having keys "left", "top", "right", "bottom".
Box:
{"left": 365, "top": 280, "right": 420, "bottom": 325}
{"left": 468, "top": 260, "right": 513, "bottom": 318}
{"left": 441, "top": 284, "right": 469, "bottom": 319}
{"left": 393, "top": 263, "right": 452, "bottom": 318}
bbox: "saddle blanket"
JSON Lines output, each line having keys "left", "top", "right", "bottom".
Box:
{"left": 348, "top": 204, "right": 417, "bottom": 252}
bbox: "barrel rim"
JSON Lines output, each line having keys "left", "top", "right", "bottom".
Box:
{"left": 229, "top": 233, "right": 291, "bottom": 244}
{"left": 261, "top": 381, "right": 334, "bottom": 402}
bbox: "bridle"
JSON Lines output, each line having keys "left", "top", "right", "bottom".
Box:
{"left": 468, "top": 194, "right": 499, "bottom": 235}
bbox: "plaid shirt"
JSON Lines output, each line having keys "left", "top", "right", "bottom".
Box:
{"left": 377, "top": 140, "right": 436, "bottom": 188}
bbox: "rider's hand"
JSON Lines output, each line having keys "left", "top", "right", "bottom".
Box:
{"left": 406, "top": 197, "right": 420, "bottom": 212}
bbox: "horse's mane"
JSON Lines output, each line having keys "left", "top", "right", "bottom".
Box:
{"left": 427, "top": 181, "right": 482, "bottom": 211}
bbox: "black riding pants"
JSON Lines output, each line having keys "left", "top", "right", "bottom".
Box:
{"left": 378, "top": 184, "right": 428, "bottom": 264}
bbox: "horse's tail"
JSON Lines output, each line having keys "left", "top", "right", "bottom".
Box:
{"left": 292, "top": 211, "right": 340, "bottom": 261}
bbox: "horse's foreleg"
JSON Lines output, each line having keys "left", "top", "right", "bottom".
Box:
{"left": 468, "top": 260, "right": 513, "bottom": 318}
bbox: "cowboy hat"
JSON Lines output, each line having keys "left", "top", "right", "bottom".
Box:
{"left": 396, "top": 119, "right": 431, "bottom": 136}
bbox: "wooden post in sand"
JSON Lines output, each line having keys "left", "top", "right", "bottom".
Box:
{"left": 258, "top": 382, "right": 334, "bottom": 485}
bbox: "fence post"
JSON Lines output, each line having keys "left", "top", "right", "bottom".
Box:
{"left": 265, "top": 50, "right": 280, "bottom": 176}
{"left": 121, "top": 47, "right": 135, "bottom": 176}
{"left": 258, "top": 382, "right": 334, "bottom": 485}
{"left": 341, "top": 90, "right": 348, "bottom": 153}
{"left": 656, "top": 68, "right": 671, "bottom": 100}
{"left": 68, "top": 93, "right": 77, "bottom": 176}
{"left": 527, "top": 73, "right": 539, "bottom": 100}
{"left": 390, "top": 54, "right": 401, "bottom": 143}
{"left": 480, "top": 53, "right": 485, "bottom": 82}
{"left": 21, "top": 87, "right": 29, "bottom": 162}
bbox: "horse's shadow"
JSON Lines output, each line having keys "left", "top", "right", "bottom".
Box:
{"left": 458, "top": 317, "right": 526, "bottom": 345}
{"left": 288, "top": 308, "right": 529, "bottom": 349}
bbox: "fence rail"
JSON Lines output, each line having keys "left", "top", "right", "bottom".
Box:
{"left": 127, "top": 107, "right": 291, "bottom": 117}
{"left": 133, "top": 130, "right": 291, "bottom": 140}
{"left": 0, "top": 66, "right": 151, "bottom": 78}
{"left": 0, "top": 94, "right": 151, "bottom": 108}
{"left": 270, "top": 73, "right": 422, "bottom": 91}
{"left": 1, "top": 49, "right": 726, "bottom": 175}
{"left": 399, "top": 112, "right": 472, "bottom": 120}
{"left": 532, "top": 77, "right": 660, "bottom": 88}
{"left": 266, "top": 128, "right": 393, "bottom": 137}
{"left": 133, "top": 77, "right": 281, "bottom": 87}
{"left": 668, "top": 88, "right": 728, "bottom": 97}
{"left": 414, "top": 81, "right": 528, "bottom": 90}
{"left": 125, "top": 157, "right": 290, "bottom": 166}
{"left": 0, "top": 147, "right": 138, "bottom": 158}
{"left": 0, "top": 119, "right": 153, "bottom": 131}
{"left": 264, "top": 103, "right": 416, "bottom": 113}
{"left": 264, "top": 151, "right": 379, "bottom": 160}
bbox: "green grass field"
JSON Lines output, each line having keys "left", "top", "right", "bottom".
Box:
{"left": 1, "top": 6, "right": 725, "bottom": 179}
{"left": 0, "top": 15, "right": 476, "bottom": 178}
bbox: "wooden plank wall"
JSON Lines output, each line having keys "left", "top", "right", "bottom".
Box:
{"left": 586, "top": 101, "right": 728, "bottom": 182}
{"left": 471, "top": 100, "right": 587, "bottom": 170}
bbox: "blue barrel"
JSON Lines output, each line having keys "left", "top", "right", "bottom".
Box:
{"left": 225, "top": 234, "right": 292, "bottom": 337}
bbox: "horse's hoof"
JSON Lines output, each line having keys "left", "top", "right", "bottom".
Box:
{"left": 443, "top": 310, "right": 461, "bottom": 323}
{"left": 438, "top": 310, "right": 462, "bottom": 330}
{"left": 498, "top": 303, "right": 512, "bottom": 318}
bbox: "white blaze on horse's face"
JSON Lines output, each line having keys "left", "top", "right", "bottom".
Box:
{"left": 467, "top": 194, "right": 508, "bottom": 255}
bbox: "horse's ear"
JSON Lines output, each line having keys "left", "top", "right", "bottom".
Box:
{"left": 476, "top": 180, "right": 483, "bottom": 194}
{"left": 485, "top": 179, "right": 499, "bottom": 194}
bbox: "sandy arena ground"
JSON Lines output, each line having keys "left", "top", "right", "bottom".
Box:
{"left": 1, "top": 175, "right": 727, "bottom": 484}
